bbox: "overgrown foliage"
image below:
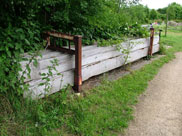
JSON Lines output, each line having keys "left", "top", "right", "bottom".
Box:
{"left": 0, "top": 22, "right": 42, "bottom": 100}
{"left": 1, "top": 29, "right": 182, "bottom": 135}
{"left": 0, "top": 0, "right": 150, "bottom": 98}
{"left": 1, "top": 0, "right": 182, "bottom": 135}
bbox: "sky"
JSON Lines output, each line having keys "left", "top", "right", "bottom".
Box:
{"left": 140, "top": 0, "right": 182, "bottom": 9}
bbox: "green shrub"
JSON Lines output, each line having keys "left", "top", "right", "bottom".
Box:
{"left": 0, "top": 21, "right": 42, "bottom": 99}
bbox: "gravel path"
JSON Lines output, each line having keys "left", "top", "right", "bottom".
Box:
{"left": 124, "top": 52, "right": 182, "bottom": 136}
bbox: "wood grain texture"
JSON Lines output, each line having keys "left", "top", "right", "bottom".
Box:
{"left": 22, "top": 36, "right": 160, "bottom": 99}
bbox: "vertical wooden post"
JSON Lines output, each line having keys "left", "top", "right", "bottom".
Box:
{"left": 73, "top": 35, "right": 82, "bottom": 93}
{"left": 159, "top": 29, "right": 162, "bottom": 42}
{"left": 148, "top": 28, "right": 155, "bottom": 57}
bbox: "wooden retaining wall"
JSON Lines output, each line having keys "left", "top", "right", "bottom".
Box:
{"left": 21, "top": 36, "right": 160, "bottom": 99}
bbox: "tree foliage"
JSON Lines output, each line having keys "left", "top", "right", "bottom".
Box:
{"left": 150, "top": 9, "right": 158, "bottom": 20}
{"left": 167, "top": 3, "right": 182, "bottom": 20}
{"left": 157, "top": 2, "right": 182, "bottom": 21}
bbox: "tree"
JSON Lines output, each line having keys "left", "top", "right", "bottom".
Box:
{"left": 150, "top": 9, "right": 158, "bottom": 20}
{"left": 167, "top": 2, "right": 182, "bottom": 20}
{"left": 157, "top": 7, "right": 167, "bottom": 14}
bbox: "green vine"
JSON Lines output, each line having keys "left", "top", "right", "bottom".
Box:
{"left": 39, "top": 59, "right": 63, "bottom": 96}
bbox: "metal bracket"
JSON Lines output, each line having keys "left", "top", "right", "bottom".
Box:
{"left": 44, "top": 32, "right": 82, "bottom": 93}
{"left": 148, "top": 28, "right": 155, "bottom": 57}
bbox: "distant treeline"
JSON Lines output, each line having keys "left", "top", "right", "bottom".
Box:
{"left": 157, "top": 2, "right": 182, "bottom": 21}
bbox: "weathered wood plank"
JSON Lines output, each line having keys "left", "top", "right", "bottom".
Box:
{"left": 37, "top": 36, "right": 159, "bottom": 67}
{"left": 82, "top": 44, "right": 159, "bottom": 81}
{"left": 21, "top": 36, "right": 159, "bottom": 82}
{"left": 24, "top": 44, "right": 160, "bottom": 99}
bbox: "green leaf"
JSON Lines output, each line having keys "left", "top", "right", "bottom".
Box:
{"left": 33, "top": 59, "right": 38, "bottom": 67}
{"left": 15, "top": 43, "right": 22, "bottom": 50}
{"left": 39, "top": 83, "right": 45, "bottom": 86}
{"left": 25, "top": 39, "right": 30, "bottom": 45}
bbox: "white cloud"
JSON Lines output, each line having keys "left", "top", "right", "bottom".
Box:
{"left": 140, "top": 0, "right": 182, "bottom": 9}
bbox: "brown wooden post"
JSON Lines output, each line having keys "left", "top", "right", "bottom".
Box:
{"left": 148, "top": 28, "right": 155, "bottom": 57}
{"left": 73, "top": 35, "right": 82, "bottom": 93}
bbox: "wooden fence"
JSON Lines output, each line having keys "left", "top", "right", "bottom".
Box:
{"left": 21, "top": 36, "right": 160, "bottom": 99}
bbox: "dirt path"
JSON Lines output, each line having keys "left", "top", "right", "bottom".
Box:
{"left": 124, "top": 52, "right": 182, "bottom": 136}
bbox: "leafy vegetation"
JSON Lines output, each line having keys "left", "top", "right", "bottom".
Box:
{"left": 1, "top": 0, "right": 182, "bottom": 135}
{"left": 0, "top": 0, "right": 155, "bottom": 103}
{"left": 157, "top": 2, "right": 182, "bottom": 21}
{"left": 0, "top": 0, "right": 147, "bottom": 97}
{"left": 1, "top": 29, "right": 182, "bottom": 135}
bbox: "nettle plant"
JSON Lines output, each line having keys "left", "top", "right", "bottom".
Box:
{"left": 116, "top": 39, "right": 145, "bottom": 65}
{"left": 116, "top": 40, "right": 133, "bottom": 65}
{"left": 0, "top": 24, "right": 62, "bottom": 101}
{"left": 39, "top": 59, "right": 63, "bottom": 95}
{"left": 97, "top": 22, "right": 149, "bottom": 48}
{"left": 0, "top": 23, "right": 41, "bottom": 97}
{"left": 20, "top": 46, "right": 63, "bottom": 98}
{"left": 117, "top": 24, "right": 148, "bottom": 65}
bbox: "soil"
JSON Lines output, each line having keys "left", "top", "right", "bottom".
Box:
{"left": 123, "top": 52, "right": 182, "bottom": 136}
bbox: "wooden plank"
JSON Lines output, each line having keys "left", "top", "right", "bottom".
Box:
{"left": 22, "top": 36, "right": 159, "bottom": 61}
{"left": 40, "top": 42, "right": 159, "bottom": 75}
{"left": 20, "top": 61, "right": 40, "bottom": 82}
{"left": 39, "top": 36, "right": 159, "bottom": 68}
{"left": 25, "top": 44, "right": 160, "bottom": 99}
{"left": 21, "top": 36, "right": 160, "bottom": 82}
{"left": 39, "top": 50, "right": 121, "bottom": 76}
{"left": 48, "top": 46, "right": 75, "bottom": 55}
{"left": 24, "top": 70, "right": 74, "bottom": 98}
{"left": 82, "top": 44, "right": 159, "bottom": 81}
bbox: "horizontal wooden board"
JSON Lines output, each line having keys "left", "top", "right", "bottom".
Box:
{"left": 21, "top": 36, "right": 159, "bottom": 82}
{"left": 38, "top": 36, "right": 159, "bottom": 70}
{"left": 24, "top": 44, "right": 160, "bottom": 99}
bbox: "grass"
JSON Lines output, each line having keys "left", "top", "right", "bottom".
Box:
{"left": 1, "top": 29, "right": 182, "bottom": 136}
